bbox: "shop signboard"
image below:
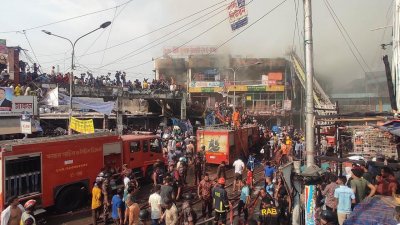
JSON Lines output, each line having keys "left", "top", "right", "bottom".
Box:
{"left": 191, "top": 81, "right": 224, "bottom": 87}
{"left": 20, "top": 119, "right": 32, "bottom": 134}
{"left": 0, "top": 87, "right": 37, "bottom": 116}
{"left": 163, "top": 45, "right": 218, "bottom": 56}
{"left": 283, "top": 100, "right": 292, "bottom": 111}
{"left": 247, "top": 86, "right": 266, "bottom": 92}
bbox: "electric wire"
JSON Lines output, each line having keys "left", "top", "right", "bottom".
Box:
{"left": 97, "top": 2, "right": 230, "bottom": 69}
{"left": 36, "top": 0, "right": 227, "bottom": 65}
{"left": 371, "top": 0, "right": 394, "bottom": 68}
{"left": 123, "top": 0, "right": 288, "bottom": 71}
{"left": 324, "top": 0, "right": 371, "bottom": 72}
{"left": 100, "top": 6, "right": 118, "bottom": 66}
{"left": 0, "top": 0, "right": 134, "bottom": 34}
{"left": 322, "top": 0, "right": 367, "bottom": 73}
{"left": 22, "top": 31, "right": 42, "bottom": 69}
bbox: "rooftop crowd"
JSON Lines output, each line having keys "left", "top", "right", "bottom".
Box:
{"left": 0, "top": 63, "right": 181, "bottom": 94}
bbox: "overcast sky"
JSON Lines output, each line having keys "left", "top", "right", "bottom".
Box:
{"left": 0, "top": 0, "right": 394, "bottom": 89}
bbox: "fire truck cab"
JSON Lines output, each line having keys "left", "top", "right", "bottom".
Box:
{"left": 0, "top": 132, "right": 163, "bottom": 212}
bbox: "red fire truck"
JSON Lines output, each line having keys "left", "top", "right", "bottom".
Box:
{"left": 0, "top": 132, "right": 164, "bottom": 212}
{"left": 197, "top": 125, "right": 260, "bottom": 165}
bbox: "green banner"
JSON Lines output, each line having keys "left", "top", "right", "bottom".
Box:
{"left": 201, "top": 87, "right": 215, "bottom": 92}
{"left": 247, "top": 86, "right": 266, "bottom": 92}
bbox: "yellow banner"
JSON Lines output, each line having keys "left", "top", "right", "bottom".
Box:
{"left": 70, "top": 117, "right": 94, "bottom": 134}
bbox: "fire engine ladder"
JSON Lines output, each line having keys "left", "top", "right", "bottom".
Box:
{"left": 290, "top": 51, "right": 337, "bottom": 124}
{"left": 214, "top": 109, "right": 226, "bottom": 123}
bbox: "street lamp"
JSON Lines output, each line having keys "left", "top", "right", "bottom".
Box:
{"left": 42, "top": 21, "right": 112, "bottom": 135}
{"left": 227, "top": 62, "right": 261, "bottom": 110}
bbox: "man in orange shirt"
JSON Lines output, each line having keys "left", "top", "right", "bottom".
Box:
{"left": 232, "top": 109, "right": 240, "bottom": 129}
{"left": 92, "top": 182, "right": 102, "bottom": 225}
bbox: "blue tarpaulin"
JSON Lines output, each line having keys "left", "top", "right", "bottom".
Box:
{"left": 344, "top": 196, "right": 398, "bottom": 225}
{"left": 379, "top": 120, "right": 400, "bottom": 137}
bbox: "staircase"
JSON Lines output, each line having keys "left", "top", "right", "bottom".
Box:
{"left": 290, "top": 51, "right": 337, "bottom": 124}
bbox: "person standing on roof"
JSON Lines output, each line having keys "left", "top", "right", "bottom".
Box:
{"left": 233, "top": 157, "right": 245, "bottom": 192}
{"left": 232, "top": 108, "right": 240, "bottom": 129}
{"left": 20, "top": 199, "right": 36, "bottom": 225}
{"left": 212, "top": 178, "right": 231, "bottom": 225}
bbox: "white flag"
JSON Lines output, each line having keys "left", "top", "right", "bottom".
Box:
{"left": 41, "top": 87, "right": 59, "bottom": 107}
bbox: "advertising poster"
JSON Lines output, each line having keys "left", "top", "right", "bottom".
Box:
{"left": 0, "top": 87, "right": 13, "bottom": 111}
{"left": 305, "top": 185, "right": 316, "bottom": 225}
{"left": 227, "top": 0, "right": 248, "bottom": 31}
{"left": 201, "top": 134, "right": 227, "bottom": 154}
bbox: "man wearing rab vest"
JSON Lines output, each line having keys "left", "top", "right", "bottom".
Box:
{"left": 212, "top": 178, "right": 230, "bottom": 225}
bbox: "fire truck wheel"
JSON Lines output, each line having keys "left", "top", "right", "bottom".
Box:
{"left": 55, "top": 185, "right": 84, "bottom": 212}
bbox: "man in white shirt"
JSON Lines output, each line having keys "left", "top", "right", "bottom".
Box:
{"left": 148, "top": 185, "right": 162, "bottom": 225}
{"left": 123, "top": 175, "right": 130, "bottom": 190}
{"left": 232, "top": 158, "right": 245, "bottom": 192}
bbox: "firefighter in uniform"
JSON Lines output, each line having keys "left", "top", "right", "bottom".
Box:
{"left": 20, "top": 199, "right": 36, "bottom": 225}
{"left": 212, "top": 178, "right": 230, "bottom": 225}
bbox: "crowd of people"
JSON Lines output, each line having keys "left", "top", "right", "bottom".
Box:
{"left": 316, "top": 162, "right": 400, "bottom": 225}
{"left": 0, "top": 65, "right": 181, "bottom": 98}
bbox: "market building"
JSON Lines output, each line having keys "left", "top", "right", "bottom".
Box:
{"left": 154, "top": 48, "right": 295, "bottom": 125}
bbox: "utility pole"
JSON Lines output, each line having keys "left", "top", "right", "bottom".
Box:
{"left": 304, "top": 0, "right": 315, "bottom": 167}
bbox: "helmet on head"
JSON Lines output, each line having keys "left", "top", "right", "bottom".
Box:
{"left": 218, "top": 177, "right": 225, "bottom": 185}
{"left": 24, "top": 199, "right": 36, "bottom": 209}
{"left": 179, "top": 157, "right": 187, "bottom": 163}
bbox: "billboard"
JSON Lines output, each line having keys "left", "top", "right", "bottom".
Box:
{"left": 228, "top": 0, "right": 248, "bottom": 31}
{"left": 0, "top": 87, "right": 38, "bottom": 116}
